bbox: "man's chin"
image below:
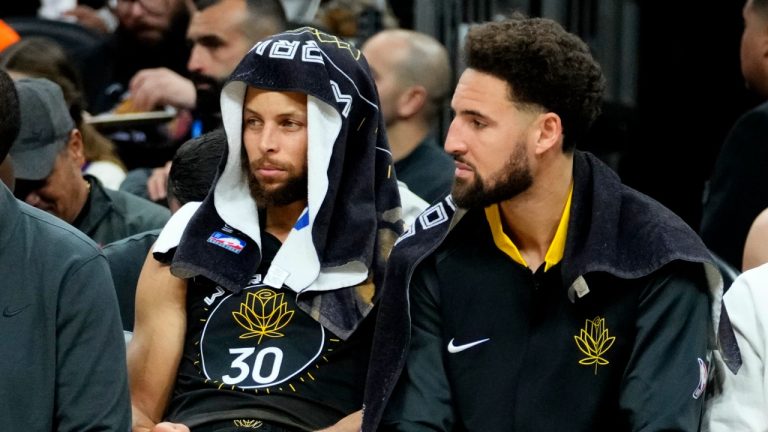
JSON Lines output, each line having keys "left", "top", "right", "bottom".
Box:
{"left": 134, "top": 29, "right": 164, "bottom": 44}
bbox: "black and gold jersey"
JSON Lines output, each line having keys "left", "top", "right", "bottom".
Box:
{"left": 166, "top": 233, "right": 373, "bottom": 430}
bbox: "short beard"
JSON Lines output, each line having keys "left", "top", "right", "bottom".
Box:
{"left": 241, "top": 149, "right": 307, "bottom": 207}
{"left": 192, "top": 72, "right": 225, "bottom": 116}
{"left": 451, "top": 142, "right": 533, "bottom": 209}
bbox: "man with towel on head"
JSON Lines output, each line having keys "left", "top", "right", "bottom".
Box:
{"left": 128, "top": 27, "right": 406, "bottom": 432}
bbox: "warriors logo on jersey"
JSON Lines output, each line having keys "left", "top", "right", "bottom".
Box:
{"left": 574, "top": 316, "right": 616, "bottom": 375}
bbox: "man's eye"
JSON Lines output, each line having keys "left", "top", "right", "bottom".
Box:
{"left": 471, "top": 119, "right": 486, "bottom": 129}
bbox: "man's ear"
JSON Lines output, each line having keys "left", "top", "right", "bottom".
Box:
{"left": 66, "top": 129, "right": 86, "bottom": 166}
{"left": 396, "top": 85, "right": 428, "bottom": 119}
{"left": 533, "top": 112, "right": 563, "bottom": 155}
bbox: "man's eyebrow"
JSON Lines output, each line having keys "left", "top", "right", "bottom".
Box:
{"left": 456, "top": 108, "right": 488, "bottom": 119}
{"left": 191, "top": 35, "right": 224, "bottom": 46}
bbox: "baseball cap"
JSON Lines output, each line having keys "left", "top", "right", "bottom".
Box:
{"left": 9, "top": 78, "right": 75, "bottom": 180}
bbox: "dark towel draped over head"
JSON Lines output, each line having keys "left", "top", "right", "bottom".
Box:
{"left": 158, "top": 27, "right": 404, "bottom": 339}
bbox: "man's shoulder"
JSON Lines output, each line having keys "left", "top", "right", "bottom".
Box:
{"left": 104, "top": 187, "right": 171, "bottom": 222}
{"left": 731, "top": 100, "right": 768, "bottom": 131}
{"left": 16, "top": 200, "right": 102, "bottom": 256}
{"left": 102, "top": 229, "right": 162, "bottom": 259}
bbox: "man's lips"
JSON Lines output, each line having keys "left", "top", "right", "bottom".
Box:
{"left": 255, "top": 164, "right": 287, "bottom": 179}
{"left": 453, "top": 159, "right": 473, "bottom": 178}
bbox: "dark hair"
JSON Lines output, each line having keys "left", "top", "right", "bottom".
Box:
{"left": 195, "top": 0, "right": 287, "bottom": 40}
{"left": 464, "top": 13, "right": 605, "bottom": 151}
{"left": 0, "top": 68, "right": 20, "bottom": 160}
{"left": 167, "top": 128, "right": 227, "bottom": 205}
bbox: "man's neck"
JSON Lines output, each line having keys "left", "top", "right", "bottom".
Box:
{"left": 388, "top": 120, "right": 430, "bottom": 162}
{"left": 497, "top": 155, "right": 573, "bottom": 271}
{"left": 263, "top": 200, "right": 308, "bottom": 243}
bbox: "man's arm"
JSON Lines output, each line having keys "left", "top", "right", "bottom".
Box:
{"left": 380, "top": 264, "right": 454, "bottom": 431}
{"left": 128, "top": 251, "right": 188, "bottom": 432}
{"left": 619, "top": 261, "right": 711, "bottom": 430}
{"left": 56, "top": 255, "right": 132, "bottom": 431}
{"left": 128, "top": 68, "right": 196, "bottom": 112}
{"left": 742, "top": 207, "right": 768, "bottom": 271}
{"left": 315, "top": 410, "right": 361, "bottom": 432}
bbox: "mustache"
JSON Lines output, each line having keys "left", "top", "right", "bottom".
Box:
{"left": 240, "top": 150, "right": 290, "bottom": 173}
{"left": 453, "top": 155, "right": 475, "bottom": 169}
{"left": 190, "top": 72, "right": 224, "bottom": 89}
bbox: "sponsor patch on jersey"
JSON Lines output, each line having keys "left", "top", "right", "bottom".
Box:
{"left": 207, "top": 231, "right": 246, "bottom": 254}
{"left": 693, "top": 357, "right": 707, "bottom": 399}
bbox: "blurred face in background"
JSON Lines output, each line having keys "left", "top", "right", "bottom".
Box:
{"left": 14, "top": 132, "right": 89, "bottom": 224}
{"left": 116, "top": 0, "right": 185, "bottom": 43}
{"left": 740, "top": 0, "right": 768, "bottom": 97}
{"left": 187, "top": 0, "right": 253, "bottom": 87}
{"left": 362, "top": 33, "right": 409, "bottom": 127}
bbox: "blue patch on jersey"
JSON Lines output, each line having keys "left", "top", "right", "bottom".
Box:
{"left": 294, "top": 211, "right": 310, "bottom": 231}
{"left": 207, "top": 231, "right": 246, "bottom": 254}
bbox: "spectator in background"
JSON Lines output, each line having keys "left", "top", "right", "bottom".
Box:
{"left": 1, "top": 36, "right": 128, "bottom": 189}
{"left": 0, "top": 67, "right": 131, "bottom": 432}
{"left": 38, "top": 0, "right": 119, "bottom": 34}
{"left": 701, "top": 0, "right": 768, "bottom": 270}
{"left": 9, "top": 77, "right": 170, "bottom": 245}
{"left": 98, "top": 0, "right": 191, "bottom": 114}
{"left": 121, "top": 0, "right": 287, "bottom": 203}
{"left": 104, "top": 128, "right": 226, "bottom": 331}
{"left": 362, "top": 29, "right": 454, "bottom": 203}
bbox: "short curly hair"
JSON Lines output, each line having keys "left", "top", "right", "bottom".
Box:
{"left": 465, "top": 13, "right": 605, "bottom": 151}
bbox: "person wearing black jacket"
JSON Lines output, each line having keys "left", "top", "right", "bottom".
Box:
{"left": 700, "top": 0, "right": 768, "bottom": 271}
{"left": 363, "top": 14, "right": 738, "bottom": 432}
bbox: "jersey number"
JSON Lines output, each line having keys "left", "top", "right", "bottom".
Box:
{"left": 222, "top": 347, "right": 283, "bottom": 385}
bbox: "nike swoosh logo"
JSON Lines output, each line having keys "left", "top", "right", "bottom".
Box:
{"left": 3, "top": 304, "right": 31, "bottom": 318}
{"left": 447, "top": 338, "right": 490, "bottom": 353}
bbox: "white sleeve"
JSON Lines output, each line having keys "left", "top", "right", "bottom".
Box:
{"left": 706, "top": 264, "right": 768, "bottom": 432}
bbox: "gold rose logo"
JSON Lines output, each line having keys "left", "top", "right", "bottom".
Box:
{"left": 574, "top": 316, "right": 615, "bottom": 374}
{"left": 233, "top": 419, "right": 263, "bottom": 428}
{"left": 232, "top": 289, "right": 294, "bottom": 343}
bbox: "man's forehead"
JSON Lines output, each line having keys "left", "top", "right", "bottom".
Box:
{"left": 243, "top": 86, "right": 308, "bottom": 108}
{"left": 188, "top": 1, "right": 245, "bottom": 34}
{"left": 118, "top": 0, "right": 180, "bottom": 13}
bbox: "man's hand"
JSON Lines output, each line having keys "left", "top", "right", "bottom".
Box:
{"left": 133, "top": 421, "right": 190, "bottom": 432}
{"left": 151, "top": 422, "right": 190, "bottom": 432}
{"left": 129, "top": 68, "right": 196, "bottom": 112}
{"left": 63, "top": 6, "right": 110, "bottom": 33}
{"left": 315, "top": 410, "right": 362, "bottom": 432}
{"left": 147, "top": 161, "right": 173, "bottom": 203}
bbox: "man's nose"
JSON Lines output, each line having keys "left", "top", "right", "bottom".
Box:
{"left": 24, "top": 190, "right": 42, "bottom": 207}
{"left": 444, "top": 119, "right": 466, "bottom": 155}
{"left": 257, "top": 125, "right": 279, "bottom": 152}
{"left": 187, "top": 45, "right": 205, "bottom": 74}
